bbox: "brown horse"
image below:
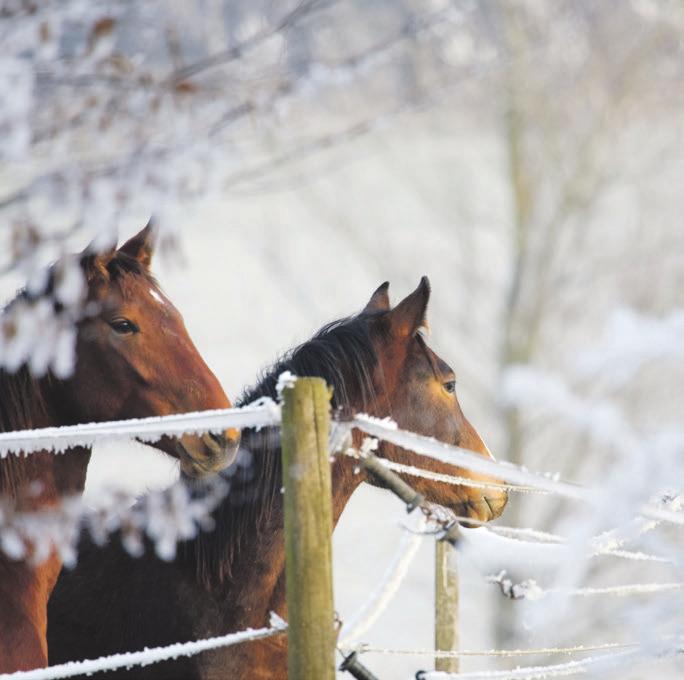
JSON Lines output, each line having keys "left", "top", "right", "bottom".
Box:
{"left": 0, "top": 224, "right": 240, "bottom": 672}
{"left": 48, "top": 277, "right": 507, "bottom": 679}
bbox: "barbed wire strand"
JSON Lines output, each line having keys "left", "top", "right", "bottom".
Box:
{"left": 487, "top": 571, "right": 684, "bottom": 601}
{"left": 0, "top": 619, "right": 286, "bottom": 680}
{"left": 352, "top": 414, "right": 588, "bottom": 501}
{"left": 355, "top": 641, "right": 636, "bottom": 658}
{"left": 353, "top": 453, "right": 548, "bottom": 495}
{"left": 407, "top": 519, "right": 672, "bottom": 565}
{"left": 353, "top": 415, "right": 684, "bottom": 531}
{"left": 337, "top": 515, "right": 426, "bottom": 648}
{"left": 416, "top": 642, "right": 684, "bottom": 679}
{"left": 0, "top": 399, "right": 281, "bottom": 457}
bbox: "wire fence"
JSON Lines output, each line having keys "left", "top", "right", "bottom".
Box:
{"left": 0, "top": 616, "right": 287, "bottom": 680}
{"left": 0, "top": 399, "right": 280, "bottom": 457}
{"left": 0, "top": 377, "right": 682, "bottom": 678}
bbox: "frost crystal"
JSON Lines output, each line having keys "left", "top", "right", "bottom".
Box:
{"left": 487, "top": 570, "right": 544, "bottom": 601}
{"left": 0, "top": 477, "right": 229, "bottom": 565}
{"left": 276, "top": 371, "right": 298, "bottom": 399}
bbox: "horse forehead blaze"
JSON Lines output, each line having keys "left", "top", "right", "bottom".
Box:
{"left": 149, "top": 288, "right": 167, "bottom": 306}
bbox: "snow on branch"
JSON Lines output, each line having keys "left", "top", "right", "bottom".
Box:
{"left": 501, "top": 367, "right": 646, "bottom": 458}
{"left": 0, "top": 0, "right": 469, "bottom": 227}
{"left": 0, "top": 475, "right": 229, "bottom": 565}
{"left": 169, "top": 0, "right": 337, "bottom": 83}
{"left": 574, "top": 307, "right": 684, "bottom": 385}
{"left": 589, "top": 493, "right": 683, "bottom": 559}
{"left": 0, "top": 613, "right": 287, "bottom": 680}
{"left": 0, "top": 398, "right": 280, "bottom": 457}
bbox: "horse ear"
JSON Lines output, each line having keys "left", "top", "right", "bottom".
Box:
{"left": 388, "top": 276, "right": 431, "bottom": 338}
{"left": 363, "top": 281, "right": 390, "bottom": 313}
{"left": 80, "top": 231, "right": 117, "bottom": 282}
{"left": 119, "top": 218, "right": 156, "bottom": 269}
{"left": 80, "top": 252, "right": 114, "bottom": 282}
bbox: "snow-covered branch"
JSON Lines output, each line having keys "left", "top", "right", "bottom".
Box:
{"left": 0, "top": 475, "right": 229, "bottom": 565}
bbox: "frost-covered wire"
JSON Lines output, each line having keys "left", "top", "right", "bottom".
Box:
{"left": 355, "top": 455, "right": 548, "bottom": 495}
{"left": 416, "top": 652, "right": 633, "bottom": 679}
{"left": 487, "top": 571, "right": 684, "bottom": 601}
{"left": 0, "top": 613, "right": 287, "bottom": 680}
{"left": 639, "top": 500, "right": 684, "bottom": 527}
{"left": 592, "top": 493, "right": 683, "bottom": 551}
{"left": 352, "top": 415, "right": 684, "bottom": 531}
{"left": 352, "top": 414, "right": 588, "bottom": 501}
{"left": 562, "top": 583, "right": 684, "bottom": 597}
{"left": 417, "top": 642, "right": 684, "bottom": 679}
{"left": 461, "top": 524, "right": 673, "bottom": 565}
{"left": 338, "top": 516, "right": 426, "bottom": 648}
{"left": 356, "top": 641, "right": 636, "bottom": 658}
{"left": 0, "top": 398, "right": 280, "bottom": 457}
{"left": 340, "top": 433, "right": 675, "bottom": 562}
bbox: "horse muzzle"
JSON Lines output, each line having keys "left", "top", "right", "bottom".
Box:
{"left": 458, "top": 489, "right": 508, "bottom": 524}
{"left": 177, "top": 428, "right": 241, "bottom": 477}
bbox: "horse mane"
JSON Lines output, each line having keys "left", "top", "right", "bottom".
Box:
{"left": 82, "top": 252, "right": 159, "bottom": 292}
{"left": 187, "top": 310, "right": 386, "bottom": 587}
{"left": 0, "top": 250, "right": 157, "bottom": 497}
{"left": 0, "top": 366, "right": 50, "bottom": 497}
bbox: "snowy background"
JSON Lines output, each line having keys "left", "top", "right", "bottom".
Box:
{"left": 1, "top": 1, "right": 683, "bottom": 677}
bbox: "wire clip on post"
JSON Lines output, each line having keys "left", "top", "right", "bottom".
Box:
{"left": 339, "top": 651, "right": 380, "bottom": 680}
{"left": 362, "top": 453, "right": 461, "bottom": 547}
{"left": 440, "top": 520, "right": 461, "bottom": 547}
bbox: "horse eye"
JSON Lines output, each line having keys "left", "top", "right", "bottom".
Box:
{"left": 109, "top": 318, "right": 139, "bottom": 335}
{"left": 443, "top": 380, "right": 456, "bottom": 394}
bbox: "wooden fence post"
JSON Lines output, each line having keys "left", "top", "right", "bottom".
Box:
{"left": 281, "top": 377, "right": 335, "bottom": 680}
{"left": 435, "top": 540, "right": 459, "bottom": 673}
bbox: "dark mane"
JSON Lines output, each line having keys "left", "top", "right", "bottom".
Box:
{"left": 104, "top": 252, "right": 158, "bottom": 285}
{"left": 188, "top": 310, "right": 384, "bottom": 587}
{"left": 0, "top": 366, "right": 50, "bottom": 497}
{"left": 238, "top": 313, "right": 381, "bottom": 410}
{"left": 0, "top": 251, "right": 155, "bottom": 496}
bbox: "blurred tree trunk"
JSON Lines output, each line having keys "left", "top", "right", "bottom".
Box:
{"left": 495, "top": 3, "right": 538, "bottom": 647}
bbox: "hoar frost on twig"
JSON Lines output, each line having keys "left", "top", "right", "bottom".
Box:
{"left": 0, "top": 475, "right": 229, "bottom": 566}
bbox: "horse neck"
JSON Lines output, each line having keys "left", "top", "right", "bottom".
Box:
{"left": 0, "top": 368, "right": 91, "bottom": 662}
{"left": 0, "top": 368, "right": 92, "bottom": 507}
{"left": 191, "top": 429, "right": 362, "bottom": 627}
{"left": 264, "top": 458, "right": 362, "bottom": 626}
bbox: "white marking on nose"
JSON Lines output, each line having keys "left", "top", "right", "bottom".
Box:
{"left": 478, "top": 433, "right": 496, "bottom": 461}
